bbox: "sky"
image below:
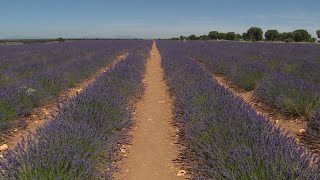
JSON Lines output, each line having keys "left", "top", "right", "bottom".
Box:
{"left": 0, "top": 0, "right": 319, "bottom": 39}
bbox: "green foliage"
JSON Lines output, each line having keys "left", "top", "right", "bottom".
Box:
{"left": 265, "top": 30, "right": 279, "bottom": 41}
{"left": 280, "top": 89, "right": 320, "bottom": 117}
{"left": 284, "top": 38, "right": 294, "bottom": 43}
{"left": 180, "top": 36, "right": 187, "bottom": 40}
{"left": 247, "top": 27, "right": 263, "bottom": 41}
{"left": 309, "top": 37, "right": 317, "bottom": 43}
{"left": 199, "top": 35, "right": 210, "bottom": 40}
{"left": 226, "top": 32, "right": 236, "bottom": 40}
{"left": 241, "top": 71, "right": 264, "bottom": 91}
{"left": 217, "top": 32, "right": 226, "bottom": 40}
{"left": 278, "top": 32, "right": 293, "bottom": 41}
{"left": 236, "top": 34, "right": 242, "bottom": 40}
{"left": 39, "top": 79, "right": 61, "bottom": 95}
{"left": 266, "top": 59, "right": 280, "bottom": 70}
{"left": 242, "top": 33, "right": 251, "bottom": 41}
{"left": 188, "top": 34, "right": 199, "bottom": 40}
{"left": 57, "top": 37, "right": 65, "bottom": 43}
{"left": 292, "top": 29, "right": 311, "bottom": 42}
{"left": 0, "top": 99, "right": 17, "bottom": 122}
{"left": 284, "top": 62, "right": 300, "bottom": 73}
{"left": 208, "top": 31, "right": 219, "bottom": 40}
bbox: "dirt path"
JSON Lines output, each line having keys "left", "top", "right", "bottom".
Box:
{"left": 113, "top": 42, "right": 186, "bottom": 180}
{"left": 0, "top": 53, "right": 128, "bottom": 152}
{"left": 213, "top": 76, "right": 320, "bottom": 154}
{"left": 190, "top": 55, "right": 320, "bottom": 154}
{"left": 214, "top": 76, "right": 307, "bottom": 137}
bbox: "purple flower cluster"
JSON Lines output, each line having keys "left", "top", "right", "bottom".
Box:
{"left": 157, "top": 40, "right": 320, "bottom": 179}
{"left": 182, "top": 40, "right": 320, "bottom": 136}
{"left": 254, "top": 73, "right": 320, "bottom": 117}
{"left": 0, "top": 40, "right": 150, "bottom": 135}
{"left": 308, "top": 110, "right": 320, "bottom": 138}
{"left": 0, "top": 42, "right": 151, "bottom": 179}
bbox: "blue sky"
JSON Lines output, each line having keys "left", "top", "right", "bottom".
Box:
{"left": 0, "top": 0, "right": 319, "bottom": 39}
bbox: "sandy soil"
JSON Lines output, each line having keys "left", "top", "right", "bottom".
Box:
{"left": 214, "top": 76, "right": 307, "bottom": 137}
{"left": 1, "top": 53, "right": 128, "bottom": 152}
{"left": 213, "top": 75, "right": 320, "bottom": 155}
{"left": 113, "top": 42, "right": 186, "bottom": 180}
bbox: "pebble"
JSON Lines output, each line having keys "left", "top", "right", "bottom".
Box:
{"left": 0, "top": 154, "right": 3, "bottom": 158}
{"left": 298, "top": 129, "right": 306, "bottom": 134}
{"left": 120, "top": 148, "right": 126, "bottom": 153}
{"left": 0, "top": 144, "right": 8, "bottom": 152}
{"left": 177, "top": 170, "right": 186, "bottom": 176}
{"left": 275, "top": 120, "right": 279, "bottom": 124}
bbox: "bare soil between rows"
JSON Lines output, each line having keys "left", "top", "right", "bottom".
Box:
{"left": 113, "top": 42, "right": 188, "bottom": 180}
{"left": 190, "top": 56, "right": 320, "bottom": 156}
{"left": 0, "top": 53, "right": 128, "bottom": 153}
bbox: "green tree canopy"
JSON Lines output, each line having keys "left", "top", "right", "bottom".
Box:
{"left": 199, "top": 35, "right": 210, "bottom": 40}
{"left": 247, "top": 27, "right": 263, "bottom": 41}
{"left": 236, "top": 34, "right": 242, "bottom": 40}
{"left": 57, "top": 37, "right": 65, "bottom": 43}
{"left": 208, "top": 31, "right": 219, "bottom": 40}
{"left": 217, "top": 33, "right": 226, "bottom": 40}
{"left": 278, "top": 32, "right": 293, "bottom": 41}
{"left": 180, "top": 36, "right": 187, "bottom": 40}
{"left": 292, "top": 29, "right": 311, "bottom": 42}
{"left": 242, "top": 33, "right": 250, "bottom": 41}
{"left": 226, "top": 32, "right": 236, "bottom": 40}
{"left": 188, "top": 34, "right": 198, "bottom": 40}
{"left": 265, "top": 30, "right": 279, "bottom": 41}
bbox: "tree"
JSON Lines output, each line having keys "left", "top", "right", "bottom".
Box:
{"left": 247, "top": 27, "right": 263, "bottom": 41}
{"left": 217, "top": 32, "right": 226, "bottom": 40}
{"left": 208, "top": 31, "right": 219, "bottom": 40}
{"left": 180, "top": 36, "right": 187, "bottom": 40}
{"left": 57, "top": 37, "right": 65, "bottom": 43}
{"left": 242, "top": 33, "right": 251, "bottom": 41}
{"left": 226, "top": 32, "right": 236, "bottom": 40}
{"left": 188, "top": 34, "right": 198, "bottom": 40}
{"left": 278, "top": 32, "right": 293, "bottom": 41}
{"left": 265, "top": 30, "right": 279, "bottom": 41}
{"left": 292, "top": 29, "right": 311, "bottom": 42}
{"left": 236, "top": 34, "right": 242, "bottom": 40}
{"left": 316, "top": 30, "right": 320, "bottom": 38}
{"left": 199, "top": 35, "right": 210, "bottom": 40}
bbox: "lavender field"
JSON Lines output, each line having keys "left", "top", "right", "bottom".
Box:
{"left": 0, "top": 40, "right": 320, "bottom": 179}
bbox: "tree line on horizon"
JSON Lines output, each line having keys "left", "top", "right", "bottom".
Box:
{"left": 170, "top": 27, "right": 320, "bottom": 43}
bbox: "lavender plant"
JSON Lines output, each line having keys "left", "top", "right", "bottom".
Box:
{"left": 0, "top": 46, "right": 150, "bottom": 179}
{"left": 157, "top": 41, "right": 320, "bottom": 179}
{"left": 254, "top": 73, "right": 320, "bottom": 117}
{"left": 0, "top": 40, "right": 151, "bottom": 138}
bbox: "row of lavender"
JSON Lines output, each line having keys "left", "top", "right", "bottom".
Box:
{"left": 184, "top": 41, "right": 320, "bottom": 138}
{"left": 0, "top": 40, "right": 149, "bottom": 135}
{"left": 157, "top": 41, "right": 320, "bottom": 179}
{"left": 0, "top": 45, "right": 150, "bottom": 179}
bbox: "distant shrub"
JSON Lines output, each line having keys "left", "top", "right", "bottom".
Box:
{"left": 284, "top": 38, "right": 294, "bottom": 43}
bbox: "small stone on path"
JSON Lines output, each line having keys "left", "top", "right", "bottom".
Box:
{"left": 298, "top": 129, "right": 306, "bottom": 134}
{"left": 177, "top": 170, "right": 186, "bottom": 176}
{"left": 0, "top": 144, "right": 8, "bottom": 152}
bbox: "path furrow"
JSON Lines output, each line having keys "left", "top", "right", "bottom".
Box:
{"left": 1, "top": 53, "right": 128, "bottom": 152}
{"left": 114, "top": 42, "right": 185, "bottom": 180}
